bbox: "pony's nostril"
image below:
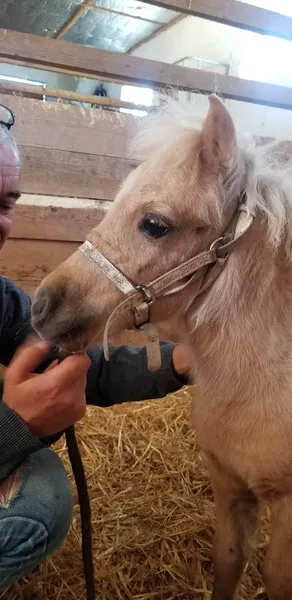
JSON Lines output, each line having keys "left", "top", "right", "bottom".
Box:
{"left": 31, "top": 288, "right": 60, "bottom": 326}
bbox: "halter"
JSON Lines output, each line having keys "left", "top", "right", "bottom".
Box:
{"left": 79, "top": 201, "right": 255, "bottom": 371}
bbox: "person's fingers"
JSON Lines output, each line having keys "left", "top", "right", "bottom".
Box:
{"left": 44, "top": 359, "right": 59, "bottom": 373}
{"left": 42, "top": 353, "right": 91, "bottom": 388}
{"left": 5, "top": 340, "right": 52, "bottom": 384}
{"left": 172, "top": 344, "right": 191, "bottom": 377}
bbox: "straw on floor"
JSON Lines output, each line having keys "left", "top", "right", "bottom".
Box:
{"left": 2, "top": 387, "right": 269, "bottom": 600}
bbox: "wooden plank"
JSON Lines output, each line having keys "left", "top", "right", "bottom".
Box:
{"left": 0, "top": 95, "right": 137, "bottom": 159}
{"left": 1, "top": 29, "right": 292, "bottom": 109}
{"left": 1, "top": 57, "right": 130, "bottom": 89}
{"left": 10, "top": 195, "right": 109, "bottom": 242}
{"left": 54, "top": 0, "right": 94, "bottom": 39}
{"left": 19, "top": 146, "right": 136, "bottom": 199}
{"left": 129, "top": 14, "right": 186, "bottom": 52}
{"left": 0, "top": 81, "right": 150, "bottom": 112}
{"left": 136, "top": 0, "right": 292, "bottom": 40}
{"left": 2, "top": 95, "right": 290, "bottom": 168}
{"left": 0, "top": 239, "right": 78, "bottom": 295}
{"left": 3, "top": 94, "right": 291, "bottom": 163}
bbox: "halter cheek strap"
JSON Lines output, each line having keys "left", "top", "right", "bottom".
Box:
{"left": 79, "top": 204, "right": 255, "bottom": 371}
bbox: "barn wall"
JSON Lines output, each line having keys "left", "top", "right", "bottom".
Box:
{"left": 0, "top": 94, "right": 135, "bottom": 291}
{"left": 0, "top": 61, "right": 76, "bottom": 91}
{"left": 131, "top": 14, "right": 292, "bottom": 140}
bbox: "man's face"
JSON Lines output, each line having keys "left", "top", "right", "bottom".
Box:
{"left": 0, "top": 122, "right": 21, "bottom": 250}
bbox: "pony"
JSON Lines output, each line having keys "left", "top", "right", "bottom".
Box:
{"left": 31, "top": 94, "right": 292, "bottom": 599}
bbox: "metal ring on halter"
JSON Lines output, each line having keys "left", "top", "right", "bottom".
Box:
{"left": 209, "top": 236, "right": 230, "bottom": 262}
{"left": 209, "top": 237, "right": 224, "bottom": 252}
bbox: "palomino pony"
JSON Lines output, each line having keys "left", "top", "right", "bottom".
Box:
{"left": 31, "top": 95, "right": 292, "bottom": 599}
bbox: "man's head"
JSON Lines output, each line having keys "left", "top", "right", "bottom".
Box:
{"left": 0, "top": 104, "right": 21, "bottom": 249}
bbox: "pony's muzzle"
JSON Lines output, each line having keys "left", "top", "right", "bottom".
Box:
{"left": 31, "top": 283, "right": 93, "bottom": 350}
{"left": 31, "top": 287, "right": 61, "bottom": 328}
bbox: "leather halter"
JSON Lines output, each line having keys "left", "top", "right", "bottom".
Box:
{"left": 79, "top": 202, "right": 255, "bottom": 371}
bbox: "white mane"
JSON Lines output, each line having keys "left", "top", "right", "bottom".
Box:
{"left": 132, "top": 97, "right": 292, "bottom": 252}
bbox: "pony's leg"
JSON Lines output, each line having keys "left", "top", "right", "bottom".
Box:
{"left": 206, "top": 456, "right": 259, "bottom": 600}
{"left": 263, "top": 494, "right": 292, "bottom": 600}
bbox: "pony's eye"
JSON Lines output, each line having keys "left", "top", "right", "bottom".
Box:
{"left": 139, "top": 214, "right": 171, "bottom": 239}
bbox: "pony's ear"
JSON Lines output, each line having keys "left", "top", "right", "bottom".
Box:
{"left": 199, "top": 94, "right": 236, "bottom": 171}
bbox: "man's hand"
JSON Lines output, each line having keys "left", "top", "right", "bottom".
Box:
{"left": 172, "top": 344, "right": 192, "bottom": 378}
{"left": 3, "top": 339, "right": 90, "bottom": 438}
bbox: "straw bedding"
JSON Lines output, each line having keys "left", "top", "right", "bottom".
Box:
{"left": 2, "top": 387, "right": 269, "bottom": 600}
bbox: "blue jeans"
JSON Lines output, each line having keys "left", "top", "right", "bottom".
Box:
{"left": 0, "top": 448, "right": 73, "bottom": 590}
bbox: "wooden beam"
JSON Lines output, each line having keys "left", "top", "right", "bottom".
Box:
{"left": 91, "top": 3, "right": 164, "bottom": 25}
{"left": 1, "top": 29, "right": 292, "bottom": 109}
{"left": 19, "top": 146, "right": 135, "bottom": 200}
{"left": 135, "top": 0, "right": 292, "bottom": 40}
{"left": 0, "top": 81, "right": 151, "bottom": 111}
{"left": 0, "top": 95, "right": 137, "bottom": 159}
{"left": 0, "top": 239, "right": 79, "bottom": 294}
{"left": 128, "top": 14, "right": 186, "bottom": 53}
{"left": 0, "top": 57, "right": 132, "bottom": 88}
{"left": 54, "top": 0, "right": 94, "bottom": 39}
{"left": 11, "top": 195, "right": 109, "bottom": 242}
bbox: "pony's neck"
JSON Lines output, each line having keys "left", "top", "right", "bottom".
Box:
{"left": 185, "top": 215, "right": 292, "bottom": 405}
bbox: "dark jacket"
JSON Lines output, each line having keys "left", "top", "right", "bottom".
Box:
{"left": 0, "top": 277, "right": 187, "bottom": 483}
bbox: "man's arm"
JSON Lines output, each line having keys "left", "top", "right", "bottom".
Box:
{"left": 0, "top": 277, "right": 45, "bottom": 482}
{"left": 0, "top": 277, "right": 189, "bottom": 482}
{"left": 0, "top": 277, "right": 32, "bottom": 365}
{"left": 86, "top": 342, "right": 188, "bottom": 407}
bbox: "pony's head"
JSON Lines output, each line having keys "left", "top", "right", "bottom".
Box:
{"left": 31, "top": 95, "right": 273, "bottom": 352}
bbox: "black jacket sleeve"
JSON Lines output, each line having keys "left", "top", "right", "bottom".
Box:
{"left": 0, "top": 277, "right": 46, "bottom": 483}
{"left": 86, "top": 342, "right": 186, "bottom": 406}
{"left": 0, "top": 277, "right": 187, "bottom": 483}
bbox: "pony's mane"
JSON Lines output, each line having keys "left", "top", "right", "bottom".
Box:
{"left": 132, "top": 97, "right": 292, "bottom": 252}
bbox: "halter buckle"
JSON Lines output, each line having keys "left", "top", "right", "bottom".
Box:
{"left": 135, "top": 284, "right": 155, "bottom": 306}
{"left": 134, "top": 285, "right": 155, "bottom": 330}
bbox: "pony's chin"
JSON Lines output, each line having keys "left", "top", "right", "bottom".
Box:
{"left": 57, "top": 338, "right": 91, "bottom": 355}
{"left": 57, "top": 328, "right": 104, "bottom": 355}
{"left": 58, "top": 344, "right": 86, "bottom": 356}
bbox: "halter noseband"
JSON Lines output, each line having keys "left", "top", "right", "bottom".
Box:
{"left": 79, "top": 202, "right": 255, "bottom": 371}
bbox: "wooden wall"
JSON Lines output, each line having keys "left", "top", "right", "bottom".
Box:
{"left": 0, "top": 94, "right": 138, "bottom": 293}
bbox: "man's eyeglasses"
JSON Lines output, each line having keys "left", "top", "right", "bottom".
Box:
{"left": 0, "top": 104, "right": 15, "bottom": 130}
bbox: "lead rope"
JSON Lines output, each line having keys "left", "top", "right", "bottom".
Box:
{"left": 58, "top": 357, "right": 96, "bottom": 600}
{"left": 65, "top": 426, "right": 96, "bottom": 600}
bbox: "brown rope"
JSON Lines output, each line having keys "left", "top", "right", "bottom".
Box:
{"left": 65, "top": 424, "right": 96, "bottom": 600}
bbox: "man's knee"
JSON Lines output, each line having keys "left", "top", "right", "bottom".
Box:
{"left": 0, "top": 448, "right": 73, "bottom": 590}
{"left": 26, "top": 448, "right": 73, "bottom": 546}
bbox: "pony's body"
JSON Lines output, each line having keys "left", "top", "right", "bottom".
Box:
{"left": 192, "top": 231, "right": 292, "bottom": 496}
{"left": 31, "top": 96, "right": 292, "bottom": 599}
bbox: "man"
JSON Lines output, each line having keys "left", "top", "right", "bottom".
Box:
{"left": 0, "top": 103, "right": 190, "bottom": 590}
